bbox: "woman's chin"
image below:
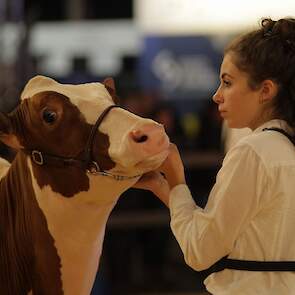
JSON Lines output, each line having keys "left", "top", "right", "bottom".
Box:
{"left": 226, "top": 120, "right": 245, "bottom": 129}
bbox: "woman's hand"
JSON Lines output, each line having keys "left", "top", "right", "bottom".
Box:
{"left": 133, "top": 171, "right": 170, "bottom": 207}
{"left": 159, "top": 143, "right": 186, "bottom": 189}
{"left": 132, "top": 143, "right": 186, "bottom": 207}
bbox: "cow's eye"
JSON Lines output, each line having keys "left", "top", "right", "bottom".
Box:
{"left": 42, "top": 109, "right": 57, "bottom": 124}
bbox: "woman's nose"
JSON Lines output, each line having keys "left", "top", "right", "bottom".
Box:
{"left": 212, "top": 88, "right": 223, "bottom": 104}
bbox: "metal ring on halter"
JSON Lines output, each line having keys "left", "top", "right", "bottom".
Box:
{"left": 86, "top": 161, "right": 100, "bottom": 174}
{"left": 31, "top": 150, "right": 44, "bottom": 165}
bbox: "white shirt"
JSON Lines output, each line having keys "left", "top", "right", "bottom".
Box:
{"left": 169, "top": 119, "right": 295, "bottom": 295}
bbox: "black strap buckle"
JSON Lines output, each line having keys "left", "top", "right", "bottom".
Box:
{"left": 87, "top": 161, "right": 100, "bottom": 174}
{"left": 31, "top": 150, "right": 44, "bottom": 165}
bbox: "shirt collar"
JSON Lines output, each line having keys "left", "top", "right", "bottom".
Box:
{"left": 253, "top": 119, "right": 294, "bottom": 135}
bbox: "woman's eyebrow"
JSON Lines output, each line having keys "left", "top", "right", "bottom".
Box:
{"left": 221, "top": 73, "right": 234, "bottom": 79}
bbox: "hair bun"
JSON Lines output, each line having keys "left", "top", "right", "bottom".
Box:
{"left": 261, "top": 18, "right": 276, "bottom": 37}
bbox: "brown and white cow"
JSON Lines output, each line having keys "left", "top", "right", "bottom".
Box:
{"left": 0, "top": 75, "right": 170, "bottom": 295}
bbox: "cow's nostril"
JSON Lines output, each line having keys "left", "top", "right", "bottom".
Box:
{"left": 130, "top": 130, "right": 149, "bottom": 143}
{"left": 137, "top": 135, "right": 148, "bottom": 143}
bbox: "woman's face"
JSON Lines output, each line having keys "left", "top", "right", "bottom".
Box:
{"left": 213, "top": 53, "right": 266, "bottom": 130}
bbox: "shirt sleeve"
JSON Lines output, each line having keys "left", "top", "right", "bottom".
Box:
{"left": 169, "top": 143, "right": 268, "bottom": 271}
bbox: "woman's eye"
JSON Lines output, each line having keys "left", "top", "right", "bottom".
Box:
{"left": 223, "top": 80, "right": 231, "bottom": 86}
{"left": 42, "top": 109, "right": 57, "bottom": 124}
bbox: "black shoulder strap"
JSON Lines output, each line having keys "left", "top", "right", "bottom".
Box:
{"left": 199, "top": 256, "right": 295, "bottom": 280}
{"left": 263, "top": 127, "right": 295, "bottom": 145}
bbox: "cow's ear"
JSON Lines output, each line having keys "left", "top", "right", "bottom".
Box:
{"left": 0, "top": 113, "right": 22, "bottom": 149}
{"left": 103, "top": 78, "right": 120, "bottom": 105}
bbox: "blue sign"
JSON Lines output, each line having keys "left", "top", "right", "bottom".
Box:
{"left": 138, "top": 35, "right": 223, "bottom": 101}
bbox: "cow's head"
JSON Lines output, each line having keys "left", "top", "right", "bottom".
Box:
{"left": 0, "top": 76, "right": 170, "bottom": 197}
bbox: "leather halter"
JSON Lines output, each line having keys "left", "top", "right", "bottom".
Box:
{"left": 28, "top": 104, "right": 141, "bottom": 181}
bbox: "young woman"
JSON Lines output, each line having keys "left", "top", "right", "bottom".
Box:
{"left": 134, "top": 18, "right": 295, "bottom": 294}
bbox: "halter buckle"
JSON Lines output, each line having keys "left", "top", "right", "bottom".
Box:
{"left": 31, "top": 150, "right": 44, "bottom": 165}
{"left": 87, "top": 161, "right": 100, "bottom": 174}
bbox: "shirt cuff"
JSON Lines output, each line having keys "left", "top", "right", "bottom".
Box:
{"left": 169, "top": 184, "right": 198, "bottom": 214}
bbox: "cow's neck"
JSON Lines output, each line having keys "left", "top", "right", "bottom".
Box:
{"left": 28, "top": 157, "right": 132, "bottom": 295}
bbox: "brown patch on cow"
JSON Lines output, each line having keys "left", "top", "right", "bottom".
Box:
{"left": 91, "top": 131, "right": 116, "bottom": 171}
{"left": 103, "top": 78, "right": 120, "bottom": 105}
{"left": 0, "top": 152, "right": 63, "bottom": 294}
{"left": 8, "top": 91, "right": 115, "bottom": 197}
{"left": 32, "top": 165, "right": 90, "bottom": 198}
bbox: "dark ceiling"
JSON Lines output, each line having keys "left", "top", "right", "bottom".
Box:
{"left": 23, "top": 0, "right": 133, "bottom": 21}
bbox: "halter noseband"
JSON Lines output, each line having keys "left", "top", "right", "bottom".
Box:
{"left": 28, "top": 104, "right": 141, "bottom": 181}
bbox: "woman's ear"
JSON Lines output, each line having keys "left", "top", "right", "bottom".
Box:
{"left": 103, "top": 77, "right": 120, "bottom": 105}
{"left": 259, "top": 79, "right": 279, "bottom": 104}
{"left": 0, "top": 113, "right": 22, "bottom": 149}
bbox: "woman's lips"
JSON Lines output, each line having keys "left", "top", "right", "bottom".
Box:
{"left": 219, "top": 110, "right": 227, "bottom": 117}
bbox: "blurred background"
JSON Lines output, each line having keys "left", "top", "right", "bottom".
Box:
{"left": 0, "top": 0, "right": 294, "bottom": 294}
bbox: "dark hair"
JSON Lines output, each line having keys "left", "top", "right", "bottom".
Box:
{"left": 225, "top": 18, "right": 295, "bottom": 128}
